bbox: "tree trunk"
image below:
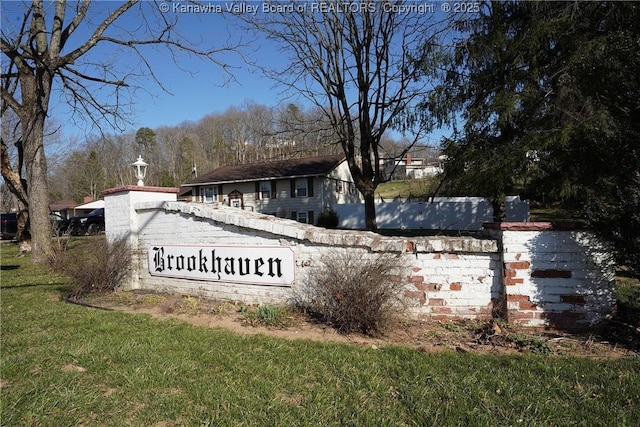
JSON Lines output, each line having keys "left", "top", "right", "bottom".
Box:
{"left": 0, "top": 140, "right": 31, "bottom": 244}
{"left": 23, "top": 114, "right": 52, "bottom": 262}
{"left": 363, "top": 191, "right": 378, "bottom": 231}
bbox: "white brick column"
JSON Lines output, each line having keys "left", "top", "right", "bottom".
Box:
{"left": 102, "top": 185, "right": 179, "bottom": 289}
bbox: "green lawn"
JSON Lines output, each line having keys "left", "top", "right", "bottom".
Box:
{"left": 1, "top": 243, "right": 639, "bottom": 426}
{"left": 376, "top": 179, "right": 439, "bottom": 199}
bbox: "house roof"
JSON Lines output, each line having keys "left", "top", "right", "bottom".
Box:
{"left": 183, "top": 154, "right": 346, "bottom": 186}
{"left": 74, "top": 200, "right": 105, "bottom": 211}
{"left": 49, "top": 200, "right": 76, "bottom": 212}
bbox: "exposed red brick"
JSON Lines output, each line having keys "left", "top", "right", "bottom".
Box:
{"left": 406, "top": 241, "right": 415, "bottom": 252}
{"left": 505, "top": 261, "right": 531, "bottom": 270}
{"left": 411, "top": 267, "right": 422, "bottom": 273}
{"left": 531, "top": 269, "right": 572, "bottom": 278}
{"left": 433, "top": 253, "right": 441, "bottom": 260}
{"left": 408, "top": 275, "right": 424, "bottom": 284}
{"left": 404, "top": 291, "right": 426, "bottom": 305}
{"left": 508, "top": 311, "right": 534, "bottom": 319}
{"left": 450, "top": 283, "right": 462, "bottom": 291}
{"left": 507, "top": 294, "right": 531, "bottom": 302}
{"left": 445, "top": 253, "right": 460, "bottom": 260}
{"left": 504, "top": 269, "right": 517, "bottom": 278}
{"left": 427, "top": 298, "right": 445, "bottom": 306}
{"left": 416, "top": 283, "right": 441, "bottom": 292}
{"left": 561, "top": 295, "right": 585, "bottom": 304}
{"left": 431, "top": 307, "right": 452, "bottom": 314}
{"left": 505, "top": 278, "right": 524, "bottom": 285}
{"left": 518, "top": 301, "right": 538, "bottom": 311}
{"left": 477, "top": 276, "right": 487, "bottom": 283}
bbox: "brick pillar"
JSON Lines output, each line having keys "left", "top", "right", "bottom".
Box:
{"left": 484, "top": 222, "right": 615, "bottom": 330}
{"left": 101, "top": 185, "right": 179, "bottom": 289}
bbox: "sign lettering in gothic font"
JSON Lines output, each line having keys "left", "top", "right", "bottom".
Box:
{"left": 148, "top": 245, "right": 295, "bottom": 286}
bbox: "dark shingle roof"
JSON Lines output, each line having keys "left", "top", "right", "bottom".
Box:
{"left": 183, "top": 154, "right": 346, "bottom": 186}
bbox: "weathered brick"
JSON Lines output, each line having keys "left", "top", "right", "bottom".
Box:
{"left": 450, "top": 283, "right": 462, "bottom": 291}
{"left": 404, "top": 291, "right": 426, "bottom": 305}
{"left": 518, "top": 301, "right": 538, "bottom": 311}
{"left": 504, "top": 269, "right": 517, "bottom": 278}
{"left": 508, "top": 311, "right": 534, "bottom": 319}
{"left": 427, "top": 298, "right": 445, "bottom": 306}
{"left": 531, "top": 269, "right": 572, "bottom": 278}
{"left": 431, "top": 306, "right": 452, "bottom": 314}
{"left": 416, "top": 283, "right": 441, "bottom": 292}
{"left": 505, "top": 278, "right": 524, "bottom": 285}
{"left": 506, "top": 294, "right": 531, "bottom": 302}
{"left": 505, "top": 261, "right": 531, "bottom": 270}
{"left": 560, "top": 294, "right": 585, "bottom": 304}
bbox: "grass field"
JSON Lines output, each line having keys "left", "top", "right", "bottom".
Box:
{"left": 1, "top": 243, "right": 639, "bottom": 426}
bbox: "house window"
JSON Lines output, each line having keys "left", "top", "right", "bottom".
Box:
{"left": 291, "top": 177, "right": 314, "bottom": 198}
{"left": 335, "top": 180, "right": 344, "bottom": 193}
{"left": 296, "top": 178, "right": 307, "bottom": 197}
{"left": 199, "top": 186, "right": 219, "bottom": 203}
{"left": 291, "top": 211, "right": 315, "bottom": 224}
{"left": 260, "top": 181, "right": 272, "bottom": 199}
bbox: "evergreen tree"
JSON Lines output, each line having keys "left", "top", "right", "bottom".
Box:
{"left": 432, "top": 1, "right": 639, "bottom": 275}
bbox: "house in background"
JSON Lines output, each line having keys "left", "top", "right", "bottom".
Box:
{"left": 382, "top": 154, "right": 444, "bottom": 181}
{"left": 49, "top": 197, "right": 104, "bottom": 219}
{"left": 181, "top": 154, "right": 363, "bottom": 224}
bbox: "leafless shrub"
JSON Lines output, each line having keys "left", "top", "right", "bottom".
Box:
{"left": 50, "top": 236, "right": 131, "bottom": 299}
{"left": 298, "top": 251, "right": 407, "bottom": 337}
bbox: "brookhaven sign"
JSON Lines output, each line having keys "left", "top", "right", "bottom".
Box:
{"left": 148, "top": 245, "right": 295, "bottom": 286}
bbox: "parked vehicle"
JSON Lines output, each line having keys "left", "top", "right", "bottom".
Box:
{"left": 1, "top": 213, "right": 17, "bottom": 240}
{"left": 61, "top": 208, "right": 105, "bottom": 236}
{"left": 50, "top": 213, "right": 66, "bottom": 235}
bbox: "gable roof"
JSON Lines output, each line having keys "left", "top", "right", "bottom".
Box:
{"left": 183, "top": 154, "right": 346, "bottom": 186}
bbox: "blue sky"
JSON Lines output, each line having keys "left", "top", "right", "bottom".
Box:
{"left": 2, "top": 1, "right": 449, "bottom": 145}
{"left": 60, "top": 2, "right": 298, "bottom": 135}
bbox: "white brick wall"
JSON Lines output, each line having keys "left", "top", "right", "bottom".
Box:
{"left": 103, "top": 188, "right": 616, "bottom": 329}
{"left": 486, "top": 223, "right": 616, "bottom": 328}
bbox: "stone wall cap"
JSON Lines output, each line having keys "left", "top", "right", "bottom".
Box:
{"left": 150, "top": 201, "right": 498, "bottom": 253}
{"left": 483, "top": 221, "right": 586, "bottom": 231}
{"left": 102, "top": 185, "right": 180, "bottom": 196}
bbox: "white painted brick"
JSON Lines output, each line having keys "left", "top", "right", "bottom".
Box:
{"left": 106, "top": 194, "right": 615, "bottom": 327}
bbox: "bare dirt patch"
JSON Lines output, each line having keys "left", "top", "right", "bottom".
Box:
{"left": 79, "top": 290, "right": 638, "bottom": 359}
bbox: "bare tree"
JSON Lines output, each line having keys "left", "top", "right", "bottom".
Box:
{"left": 1, "top": 0, "right": 238, "bottom": 261}
{"left": 242, "top": 1, "right": 446, "bottom": 229}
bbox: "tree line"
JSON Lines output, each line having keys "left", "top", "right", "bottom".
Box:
{"left": 46, "top": 101, "right": 369, "bottom": 203}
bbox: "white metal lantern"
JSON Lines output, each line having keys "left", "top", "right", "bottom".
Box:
{"left": 132, "top": 155, "right": 148, "bottom": 186}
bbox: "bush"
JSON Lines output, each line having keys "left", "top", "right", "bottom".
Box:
{"left": 299, "top": 251, "right": 406, "bottom": 336}
{"left": 50, "top": 236, "right": 131, "bottom": 299}
{"left": 316, "top": 208, "right": 339, "bottom": 229}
